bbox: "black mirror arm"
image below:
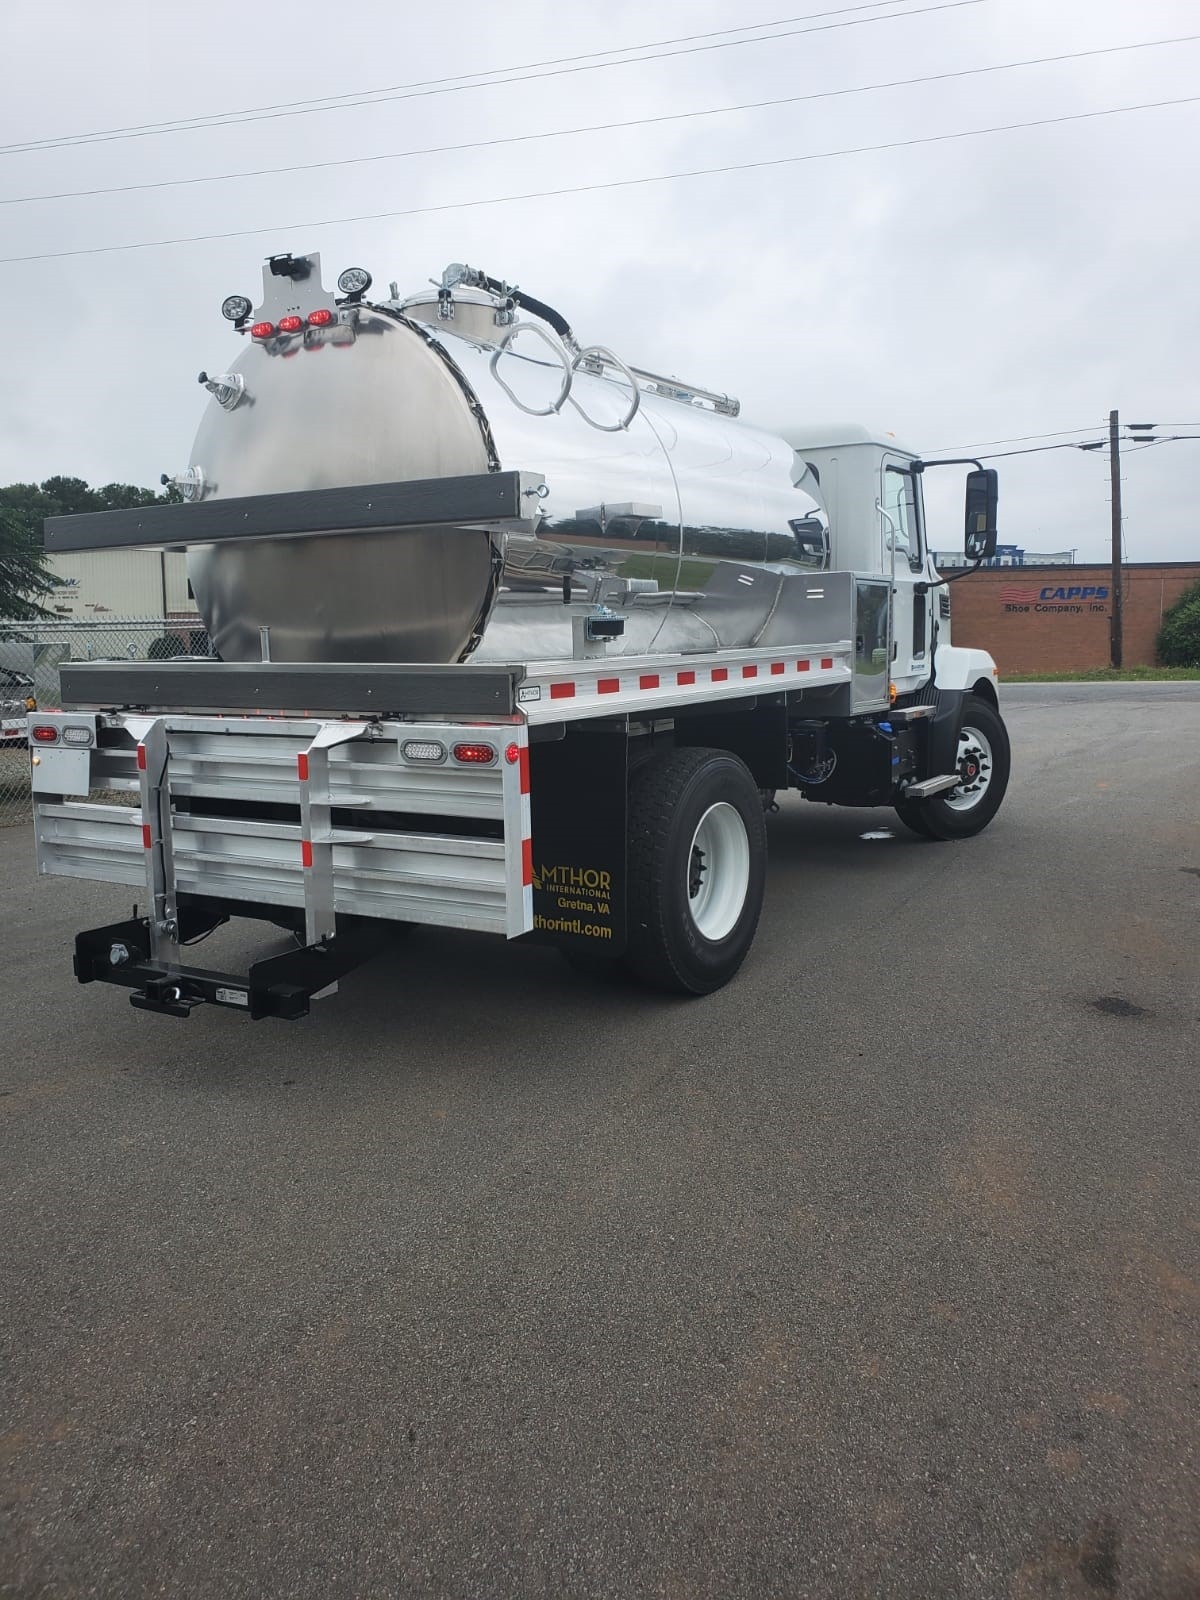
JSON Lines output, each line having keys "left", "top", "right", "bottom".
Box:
{"left": 914, "top": 563, "right": 983, "bottom": 595}
{"left": 910, "top": 457, "right": 986, "bottom": 474}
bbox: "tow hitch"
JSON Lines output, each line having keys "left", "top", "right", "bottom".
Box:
{"left": 73, "top": 904, "right": 388, "bottom": 1021}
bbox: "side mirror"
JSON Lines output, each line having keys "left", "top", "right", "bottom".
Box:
{"left": 789, "top": 515, "right": 830, "bottom": 570}
{"left": 964, "top": 469, "right": 998, "bottom": 561}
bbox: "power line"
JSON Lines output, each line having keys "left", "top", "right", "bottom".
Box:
{"left": 6, "top": 33, "right": 1194, "bottom": 209}
{"left": 973, "top": 433, "right": 1200, "bottom": 460}
{"left": 4, "top": 92, "right": 1195, "bottom": 268}
{"left": 0, "top": 0, "right": 922, "bottom": 155}
{"left": 931, "top": 424, "right": 1121, "bottom": 451}
{"left": 0, "top": 0, "right": 984, "bottom": 157}
{"left": 935, "top": 419, "right": 1200, "bottom": 451}
{"left": 975, "top": 440, "right": 1108, "bottom": 459}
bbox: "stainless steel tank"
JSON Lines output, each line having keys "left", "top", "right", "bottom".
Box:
{"left": 186, "top": 255, "right": 827, "bottom": 664}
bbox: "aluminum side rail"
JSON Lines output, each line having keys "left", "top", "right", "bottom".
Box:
{"left": 62, "top": 642, "right": 855, "bottom": 724}
{"left": 43, "top": 471, "right": 546, "bottom": 552}
{"left": 62, "top": 661, "right": 524, "bottom": 720}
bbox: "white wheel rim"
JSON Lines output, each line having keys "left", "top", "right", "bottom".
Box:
{"left": 944, "top": 725, "right": 994, "bottom": 812}
{"left": 687, "top": 802, "right": 751, "bottom": 940}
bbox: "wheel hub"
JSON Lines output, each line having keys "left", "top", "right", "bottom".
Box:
{"left": 689, "top": 846, "right": 707, "bottom": 898}
{"left": 945, "top": 725, "right": 994, "bottom": 813}
{"left": 686, "top": 802, "right": 751, "bottom": 941}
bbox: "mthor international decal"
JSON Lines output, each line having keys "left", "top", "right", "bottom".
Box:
{"left": 532, "top": 861, "right": 615, "bottom": 940}
{"left": 1000, "top": 582, "right": 1110, "bottom": 616}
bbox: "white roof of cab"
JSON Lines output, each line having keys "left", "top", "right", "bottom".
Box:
{"left": 779, "top": 421, "right": 920, "bottom": 456}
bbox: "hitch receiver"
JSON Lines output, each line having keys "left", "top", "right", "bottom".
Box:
{"left": 73, "top": 907, "right": 387, "bottom": 1021}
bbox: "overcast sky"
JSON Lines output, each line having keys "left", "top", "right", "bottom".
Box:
{"left": 2, "top": 0, "right": 1197, "bottom": 562}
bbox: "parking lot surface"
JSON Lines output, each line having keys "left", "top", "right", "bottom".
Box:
{"left": 2, "top": 684, "right": 1198, "bottom": 1599}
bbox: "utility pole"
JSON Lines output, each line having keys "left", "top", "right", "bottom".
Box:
{"left": 1108, "top": 408, "right": 1123, "bottom": 669}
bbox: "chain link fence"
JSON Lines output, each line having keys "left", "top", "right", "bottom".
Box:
{"left": 1, "top": 617, "right": 212, "bottom": 827}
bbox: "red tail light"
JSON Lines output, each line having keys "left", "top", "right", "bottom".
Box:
{"left": 452, "top": 743, "right": 496, "bottom": 765}
{"left": 31, "top": 724, "right": 59, "bottom": 743}
{"left": 277, "top": 315, "right": 303, "bottom": 333}
{"left": 250, "top": 321, "right": 275, "bottom": 339}
{"left": 307, "top": 309, "right": 334, "bottom": 327}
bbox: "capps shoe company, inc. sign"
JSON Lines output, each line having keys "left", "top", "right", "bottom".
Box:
{"left": 1000, "top": 583, "right": 1110, "bottom": 616}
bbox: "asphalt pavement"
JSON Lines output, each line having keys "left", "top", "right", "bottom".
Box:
{"left": 2, "top": 683, "right": 1198, "bottom": 1599}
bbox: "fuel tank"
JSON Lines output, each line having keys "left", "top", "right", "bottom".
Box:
{"left": 186, "top": 256, "right": 827, "bottom": 664}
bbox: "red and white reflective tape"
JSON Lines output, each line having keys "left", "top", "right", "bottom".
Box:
{"left": 540, "top": 656, "right": 835, "bottom": 703}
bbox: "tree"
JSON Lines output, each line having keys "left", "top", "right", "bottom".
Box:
{"left": 0, "top": 477, "right": 178, "bottom": 619}
{"left": 0, "top": 501, "right": 53, "bottom": 620}
{"left": 1157, "top": 578, "right": 1200, "bottom": 668}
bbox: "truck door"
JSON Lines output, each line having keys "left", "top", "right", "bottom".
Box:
{"left": 881, "top": 456, "right": 934, "bottom": 696}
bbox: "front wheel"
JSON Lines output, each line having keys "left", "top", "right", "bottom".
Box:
{"left": 625, "top": 747, "right": 767, "bottom": 994}
{"left": 895, "top": 694, "right": 1011, "bottom": 840}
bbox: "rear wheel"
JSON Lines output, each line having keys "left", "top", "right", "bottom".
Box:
{"left": 625, "top": 747, "right": 767, "bottom": 994}
{"left": 895, "top": 693, "right": 1010, "bottom": 840}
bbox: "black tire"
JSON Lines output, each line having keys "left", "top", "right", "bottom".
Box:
{"left": 625, "top": 747, "right": 767, "bottom": 995}
{"left": 895, "top": 693, "right": 1011, "bottom": 841}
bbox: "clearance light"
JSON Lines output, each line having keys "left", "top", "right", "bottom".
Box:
{"left": 504, "top": 743, "right": 520, "bottom": 764}
{"left": 307, "top": 308, "right": 334, "bottom": 327}
{"left": 452, "top": 743, "right": 496, "bottom": 765}
{"left": 30, "top": 724, "right": 59, "bottom": 744}
{"left": 402, "top": 739, "right": 445, "bottom": 763}
{"left": 250, "top": 321, "right": 276, "bottom": 340}
{"left": 61, "top": 726, "right": 94, "bottom": 746}
{"left": 277, "top": 315, "right": 303, "bottom": 333}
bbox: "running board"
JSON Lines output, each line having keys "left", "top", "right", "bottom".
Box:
{"left": 902, "top": 773, "right": 960, "bottom": 799}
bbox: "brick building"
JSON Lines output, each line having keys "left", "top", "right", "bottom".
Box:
{"left": 946, "top": 562, "right": 1200, "bottom": 676}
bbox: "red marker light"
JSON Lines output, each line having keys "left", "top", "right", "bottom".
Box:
{"left": 504, "top": 743, "right": 520, "bottom": 765}
{"left": 452, "top": 743, "right": 496, "bottom": 765}
{"left": 307, "top": 308, "right": 334, "bottom": 327}
{"left": 250, "top": 321, "right": 276, "bottom": 339}
{"left": 277, "top": 315, "right": 303, "bottom": 333}
{"left": 30, "top": 724, "right": 59, "bottom": 744}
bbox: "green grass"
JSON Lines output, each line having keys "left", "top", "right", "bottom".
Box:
{"left": 1007, "top": 666, "right": 1200, "bottom": 682}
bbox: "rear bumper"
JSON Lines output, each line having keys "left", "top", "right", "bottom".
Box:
{"left": 74, "top": 903, "right": 388, "bottom": 1020}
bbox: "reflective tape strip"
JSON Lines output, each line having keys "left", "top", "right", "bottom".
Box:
{"left": 712, "top": 667, "right": 728, "bottom": 682}
{"left": 821, "top": 657, "right": 833, "bottom": 670}
{"left": 742, "top": 664, "right": 758, "bottom": 679}
{"left": 771, "top": 662, "right": 785, "bottom": 676}
{"left": 141, "top": 824, "right": 153, "bottom": 849}
{"left": 598, "top": 678, "right": 620, "bottom": 694}
{"left": 519, "top": 746, "right": 530, "bottom": 795}
{"left": 639, "top": 674, "right": 660, "bottom": 690}
{"left": 297, "top": 753, "right": 309, "bottom": 780}
{"left": 521, "top": 838, "right": 533, "bottom": 887}
{"left": 301, "top": 840, "right": 313, "bottom": 868}
{"left": 797, "top": 660, "right": 810, "bottom": 672}
{"left": 550, "top": 682, "right": 576, "bottom": 700}
{"left": 136, "top": 745, "right": 147, "bottom": 771}
{"left": 677, "top": 669, "right": 695, "bottom": 686}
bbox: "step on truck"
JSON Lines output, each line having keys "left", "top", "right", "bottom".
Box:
{"left": 30, "top": 252, "right": 1010, "bottom": 1020}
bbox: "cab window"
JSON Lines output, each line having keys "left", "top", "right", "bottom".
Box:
{"left": 882, "top": 465, "right": 922, "bottom": 574}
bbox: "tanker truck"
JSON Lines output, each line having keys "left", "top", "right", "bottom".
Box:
{"left": 30, "top": 251, "right": 1009, "bottom": 1020}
